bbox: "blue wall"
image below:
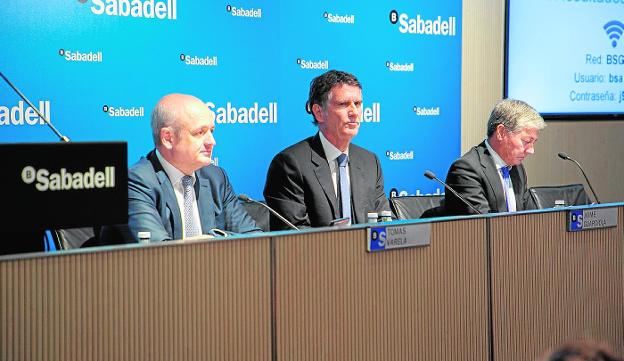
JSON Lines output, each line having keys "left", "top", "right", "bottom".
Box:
{"left": 0, "top": 0, "right": 462, "bottom": 199}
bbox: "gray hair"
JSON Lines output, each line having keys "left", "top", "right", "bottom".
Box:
{"left": 486, "top": 99, "right": 546, "bottom": 137}
{"left": 151, "top": 100, "right": 180, "bottom": 147}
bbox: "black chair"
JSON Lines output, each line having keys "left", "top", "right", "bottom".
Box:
{"left": 51, "top": 227, "right": 97, "bottom": 249}
{"left": 242, "top": 200, "right": 270, "bottom": 232}
{"left": 53, "top": 224, "right": 135, "bottom": 249}
{"left": 528, "top": 184, "right": 591, "bottom": 209}
{"left": 389, "top": 195, "right": 444, "bottom": 220}
{"left": 98, "top": 224, "right": 135, "bottom": 245}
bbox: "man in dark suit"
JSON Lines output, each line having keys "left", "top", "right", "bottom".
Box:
{"left": 444, "top": 99, "right": 546, "bottom": 215}
{"left": 263, "top": 70, "right": 390, "bottom": 230}
{"left": 127, "top": 93, "right": 260, "bottom": 242}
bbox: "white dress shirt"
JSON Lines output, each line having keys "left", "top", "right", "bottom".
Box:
{"left": 319, "top": 131, "right": 350, "bottom": 198}
{"left": 485, "top": 139, "right": 517, "bottom": 212}
{"left": 155, "top": 150, "right": 203, "bottom": 237}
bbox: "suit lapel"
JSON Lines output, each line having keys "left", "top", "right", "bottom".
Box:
{"left": 510, "top": 165, "right": 524, "bottom": 211}
{"left": 477, "top": 143, "right": 507, "bottom": 212}
{"left": 148, "top": 151, "right": 183, "bottom": 239}
{"left": 195, "top": 174, "right": 215, "bottom": 232}
{"left": 348, "top": 146, "right": 364, "bottom": 224}
{"left": 310, "top": 134, "right": 339, "bottom": 219}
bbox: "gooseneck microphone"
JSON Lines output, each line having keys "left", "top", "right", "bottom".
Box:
{"left": 0, "top": 72, "right": 69, "bottom": 142}
{"left": 557, "top": 152, "right": 601, "bottom": 204}
{"left": 424, "top": 170, "right": 483, "bottom": 215}
{"left": 238, "top": 194, "right": 300, "bottom": 231}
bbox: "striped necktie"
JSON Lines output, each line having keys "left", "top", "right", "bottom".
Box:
{"left": 181, "top": 175, "right": 201, "bottom": 237}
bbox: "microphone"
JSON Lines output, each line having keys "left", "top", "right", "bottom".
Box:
{"left": 0, "top": 72, "right": 69, "bottom": 142}
{"left": 238, "top": 194, "right": 300, "bottom": 231}
{"left": 424, "top": 170, "right": 483, "bottom": 215}
{"left": 557, "top": 152, "right": 601, "bottom": 204}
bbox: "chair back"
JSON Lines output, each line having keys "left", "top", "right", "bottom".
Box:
{"left": 390, "top": 195, "right": 444, "bottom": 220}
{"left": 52, "top": 227, "right": 96, "bottom": 249}
{"left": 528, "top": 184, "right": 591, "bottom": 209}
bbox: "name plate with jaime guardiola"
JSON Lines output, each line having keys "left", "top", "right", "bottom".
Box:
{"left": 568, "top": 207, "right": 618, "bottom": 232}
{"left": 367, "top": 223, "right": 431, "bottom": 252}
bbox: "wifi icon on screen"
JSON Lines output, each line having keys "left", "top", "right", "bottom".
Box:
{"left": 604, "top": 20, "right": 624, "bottom": 48}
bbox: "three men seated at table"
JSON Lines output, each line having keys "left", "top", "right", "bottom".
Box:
{"left": 127, "top": 73, "right": 546, "bottom": 242}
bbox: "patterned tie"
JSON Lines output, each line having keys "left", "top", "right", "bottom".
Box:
{"left": 500, "top": 167, "right": 516, "bottom": 212}
{"left": 337, "top": 153, "right": 352, "bottom": 222}
{"left": 181, "top": 175, "right": 201, "bottom": 238}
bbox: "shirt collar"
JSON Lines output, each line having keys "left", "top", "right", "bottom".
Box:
{"left": 485, "top": 139, "right": 510, "bottom": 171}
{"left": 155, "top": 149, "right": 196, "bottom": 188}
{"left": 319, "top": 131, "right": 349, "bottom": 162}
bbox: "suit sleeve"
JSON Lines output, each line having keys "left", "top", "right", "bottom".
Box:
{"left": 372, "top": 154, "right": 391, "bottom": 215}
{"left": 444, "top": 158, "right": 491, "bottom": 215}
{"left": 217, "top": 168, "right": 262, "bottom": 234}
{"left": 127, "top": 170, "right": 172, "bottom": 242}
{"left": 518, "top": 165, "right": 534, "bottom": 210}
{"left": 263, "top": 152, "right": 311, "bottom": 230}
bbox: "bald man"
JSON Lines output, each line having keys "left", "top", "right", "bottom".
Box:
{"left": 127, "top": 93, "right": 260, "bottom": 242}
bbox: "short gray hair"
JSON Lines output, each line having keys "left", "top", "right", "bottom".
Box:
{"left": 151, "top": 100, "right": 180, "bottom": 147}
{"left": 486, "top": 99, "right": 546, "bottom": 137}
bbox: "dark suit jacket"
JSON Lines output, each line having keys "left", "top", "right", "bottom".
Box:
{"left": 127, "top": 150, "right": 260, "bottom": 242}
{"left": 263, "top": 133, "right": 390, "bottom": 230}
{"left": 443, "top": 141, "right": 533, "bottom": 215}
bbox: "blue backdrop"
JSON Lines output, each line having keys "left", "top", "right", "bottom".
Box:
{"left": 0, "top": 0, "right": 462, "bottom": 199}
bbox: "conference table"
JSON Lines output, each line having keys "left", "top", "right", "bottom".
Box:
{"left": 1, "top": 203, "right": 622, "bottom": 361}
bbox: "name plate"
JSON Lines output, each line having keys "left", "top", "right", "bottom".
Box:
{"left": 367, "top": 223, "right": 431, "bottom": 252}
{"left": 568, "top": 207, "right": 618, "bottom": 232}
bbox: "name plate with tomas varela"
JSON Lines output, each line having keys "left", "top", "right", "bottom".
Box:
{"left": 568, "top": 207, "right": 618, "bottom": 232}
{"left": 367, "top": 223, "right": 431, "bottom": 252}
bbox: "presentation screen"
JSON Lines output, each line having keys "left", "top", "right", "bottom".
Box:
{"left": 505, "top": 0, "right": 624, "bottom": 119}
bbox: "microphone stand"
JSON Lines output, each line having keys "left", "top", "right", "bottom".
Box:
{"left": 424, "top": 170, "right": 483, "bottom": 215}
{"left": 0, "top": 71, "right": 69, "bottom": 142}
{"left": 558, "top": 152, "right": 601, "bottom": 204}
{"left": 239, "top": 194, "right": 300, "bottom": 231}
